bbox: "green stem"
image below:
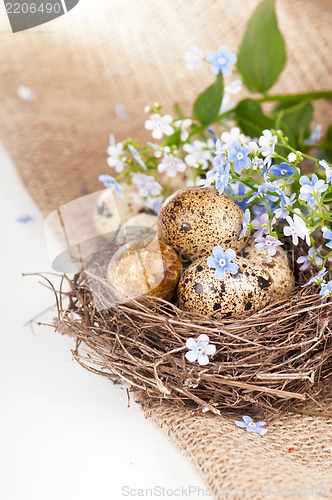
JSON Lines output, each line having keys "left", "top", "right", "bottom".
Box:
{"left": 275, "top": 139, "right": 331, "bottom": 165}
{"left": 257, "top": 90, "right": 332, "bottom": 103}
{"left": 214, "top": 108, "right": 236, "bottom": 122}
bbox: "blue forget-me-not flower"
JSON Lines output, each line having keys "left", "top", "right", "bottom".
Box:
{"left": 299, "top": 174, "right": 328, "bottom": 207}
{"left": 235, "top": 416, "right": 267, "bottom": 436}
{"left": 205, "top": 45, "right": 237, "bottom": 76}
{"left": 320, "top": 281, "right": 332, "bottom": 300}
{"left": 207, "top": 246, "right": 238, "bottom": 280}
{"left": 239, "top": 209, "right": 250, "bottom": 240}
{"left": 268, "top": 162, "right": 294, "bottom": 179}
{"left": 228, "top": 140, "right": 251, "bottom": 174}
{"left": 99, "top": 175, "right": 123, "bottom": 198}
{"left": 323, "top": 229, "right": 332, "bottom": 249}
{"left": 303, "top": 269, "right": 328, "bottom": 288}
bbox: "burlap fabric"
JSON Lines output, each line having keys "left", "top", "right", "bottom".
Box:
{"left": 1, "top": 0, "right": 332, "bottom": 497}
{"left": 139, "top": 393, "right": 332, "bottom": 499}
{"left": 1, "top": 0, "right": 332, "bottom": 215}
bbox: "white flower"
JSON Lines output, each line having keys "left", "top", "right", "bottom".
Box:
{"left": 174, "top": 118, "right": 193, "bottom": 141}
{"left": 184, "top": 45, "right": 204, "bottom": 70}
{"left": 17, "top": 85, "right": 37, "bottom": 101}
{"left": 254, "top": 235, "right": 283, "bottom": 257}
{"left": 320, "top": 159, "right": 332, "bottom": 184}
{"left": 219, "top": 79, "right": 243, "bottom": 113}
{"left": 304, "top": 123, "right": 322, "bottom": 146}
{"left": 258, "top": 129, "right": 277, "bottom": 167}
{"left": 283, "top": 213, "right": 310, "bottom": 246}
{"left": 248, "top": 141, "right": 259, "bottom": 153}
{"left": 219, "top": 127, "right": 248, "bottom": 151}
{"left": 252, "top": 156, "right": 264, "bottom": 170}
{"left": 186, "top": 178, "right": 201, "bottom": 187}
{"left": 226, "top": 79, "right": 242, "bottom": 96}
{"left": 158, "top": 154, "right": 186, "bottom": 178}
{"left": 185, "top": 334, "right": 216, "bottom": 366}
{"left": 145, "top": 113, "right": 174, "bottom": 140}
{"left": 297, "top": 247, "right": 323, "bottom": 271}
{"left": 287, "top": 152, "right": 297, "bottom": 163}
{"left": 131, "top": 193, "right": 163, "bottom": 214}
{"left": 107, "top": 135, "right": 126, "bottom": 173}
{"left": 115, "top": 103, "right": 129, "bottom": 121}
{"left": 131, "top": 173, "right": 162, "bottom": 198}
{"left": 183, "top": 139, "right": 215, "bottom": 169}
{"left": 147, "top": 142, "right": 171, "bottom": 159}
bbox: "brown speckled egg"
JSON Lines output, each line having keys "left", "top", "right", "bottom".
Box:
{"left": 107, "top": 239, "right": 182, "bottom": 303}
{"left": 157, "top": 187, "right": 249, "bottom": 261}
{"left": 242, "top": 238, "right": 295, "bottom": 300}
{"left": 115, "top": 212, "right": 158, "bottom": 246}
{"left": 178, "top": 256, "right": 273, "bottom": 319}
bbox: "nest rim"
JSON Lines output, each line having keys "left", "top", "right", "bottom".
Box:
{"left": 57, "top": 238, "right": 332, "bottom": 417}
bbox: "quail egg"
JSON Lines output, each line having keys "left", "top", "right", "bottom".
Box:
{"left": 107, "top": 239, "right": 182, "bottom": 303}
{"left": 93, "top": 187, "right": 137, "bottom": 236}
{"left": 178, "top": 256, "right": 273, "bottom": 319}
{"left": 242, "top": 238, "right": 295, "bottom": 300}
{"left": 115, "top": 212, "right": 158, "bottom": 246}
{"left": 157, "top": 187, "right": 249, "bottom": 261}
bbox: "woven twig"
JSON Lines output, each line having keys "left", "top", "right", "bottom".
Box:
{"left": 55, "top": 239, "right": 332, "bottom": 415}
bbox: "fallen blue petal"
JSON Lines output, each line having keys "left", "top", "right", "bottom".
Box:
{"left": 16, "top": 215, "right": 33, "bottom": 224}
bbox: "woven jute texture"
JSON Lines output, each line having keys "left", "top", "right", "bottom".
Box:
{"left": 0, "top": 0, "right": 332, "bottom": 215}
{"left": 139, "top": 391, "right": 332, "bottom": 499}
{"left": 1, "top": 0, "right": 332, "bottom": 497}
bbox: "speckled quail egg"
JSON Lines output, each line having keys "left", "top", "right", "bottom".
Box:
{"left": 242, "top": 238, "right": 295, "bottom": 300}
{"left": 93, "top": 187, "right": 137, "bottom": 236}
{"left": 177, "top": 256, "right": 273, "bottom": 319}
{"left": 157, "top": 187, "right": 249, "bottom": 261}
{"left": 115, "top": 212, "right": 158, "bottom": 246}
{"left": 107, "top": 239, "right": 182, "bottom": 303}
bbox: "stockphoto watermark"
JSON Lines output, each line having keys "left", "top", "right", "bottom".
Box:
{"left": 120, "top": 483, "right": 332, "bottom": 498}
{"left": 3, "top": 0, "right": 80, "bottom": 32}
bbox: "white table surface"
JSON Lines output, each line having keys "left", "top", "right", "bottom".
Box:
{"left": 0, "top": 143, "right": 206, "bottom": 500}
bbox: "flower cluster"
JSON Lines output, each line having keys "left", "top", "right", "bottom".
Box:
{"left": 203, "top": 127, "right": 332, "bottom": 288}
{"left": 99, "top": 116, "right": 332, "bottom": 293}
{"left": 97, "top": 32, "right": 332, "bottom": 296}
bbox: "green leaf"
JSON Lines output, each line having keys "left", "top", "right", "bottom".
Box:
{"left": 235, "top": 99, "right": 274, "bottom": 137}
{"left": 323, "top": 188, "right": 332, "bottom": 205}
{"left": 237, "top": 0, "right": 286, "bottom": 93}
{"left": 165, "top": 127, "right": 182, "bottom": 147}
{"left": 323, "top": 125, "right": 332, "bottom": 162}
{"left": 271, "top": 101, "right": 313, "bottom": 149}
{"left": 173, "top": 102, "right": 185, "bottom": 118}
{"left": 193, "top": 74, "right": 224, "bottom": 125}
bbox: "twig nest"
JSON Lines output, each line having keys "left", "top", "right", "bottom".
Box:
{"left": 178, "top": 256, "right": 273, "bottom": 319}
{"left": 107, "top": 239, "right": 182, "bottom": 302}
{"left": 157, "top": 187, "right": 249, "bottom": 261}
{"left": 242, "top": 238, "right": 295, "bottom": 300}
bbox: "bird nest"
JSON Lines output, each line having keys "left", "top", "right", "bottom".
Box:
{"left": 56, "top": 238, "right": 332, "bottom": 416}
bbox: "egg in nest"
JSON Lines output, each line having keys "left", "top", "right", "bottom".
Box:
{"left": 242, "top": 238, "right": 295, "bottom": 300}
{"left": 178, "top": 256, "right": 273, "bottom": 319}
{"left": 107, "top": 239, "right": 182, "bottom": 303}
{"left": 157, "top": 187, "right": 249, "bottom": 261}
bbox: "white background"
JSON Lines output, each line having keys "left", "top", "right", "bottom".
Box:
{"left": 0, "top": 144, "right": 206, "bottom": 500}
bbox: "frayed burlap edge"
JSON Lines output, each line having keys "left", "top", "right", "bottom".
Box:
{"left": 137, "top": 391, "right": 332, "bottom": 499}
